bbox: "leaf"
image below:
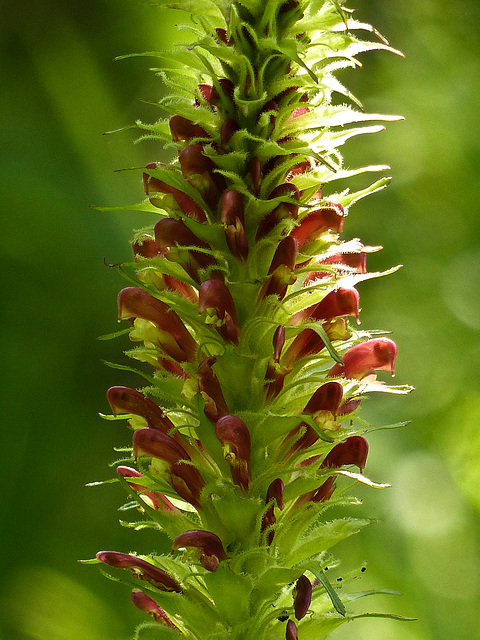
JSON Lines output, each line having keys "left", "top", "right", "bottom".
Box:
{"left": 96, "top": 328, "right": 131, "bottom": 341}
{"left": 101, "top": 360, "right": 156, "bottom": 385}
{"left": 286, "top": 518, "right": 372, "bottom": 567}
{"left": 338, "top": 177, "right": 392, "bottom": 208}
{"left": 133, "top": 622, "right": 183, "bottom": 640}
{"left": 309, "top": 566, "right": 346, "bottom": 616}
{"left": 349, "top": 612, "right": 417, "bottom": 622}
{"left": 336, "top": 470, "right": 391, "bottom": 489}
{"left": 91, "top": 199, "right": 165, "bottom": 215}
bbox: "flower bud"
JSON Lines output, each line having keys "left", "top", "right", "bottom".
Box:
{"left": 220, "top": 119, "right": 239, "bottom": 147}
{"left": 130, "top": 591, "right": 178, "bottom": 628}
{"left": 215, "top": 28, "right": 231, "bottom": 45}
{"left": 286, "top": 619, "right": 298, "bottom": 640}
{"left": 169, "top": 115, "right": 208, "bottom": 142}
{"left": 96, "top": 552, "right": 182, "bottom": 592}
{"left": 321, "top": 435, "right": 369, "bottom": 471}
{"left": 172, "top": 530, "right": 227, "bottom": 572}
{"left": 215, "top": 415, "right": 251, "bottom": 491}
{"left": 328, "top": 337, "right": 397, "bottom": 380}
{"left": 272, "top": 325, "right": 286, "bottom": 364}
{"left": 132, "top": 233, "right": 159, "bottom": 259}
{"left": 293, "top": 575, "right": 312, "bottom": 620}
{"left": 220, "top": 190, "right": 245, "bottom": 226}
{"left": 266, "top": 478, "right": 285, "bottom": 510}
{"left": 179, "top": 144, "right": 226, "bottom": 208}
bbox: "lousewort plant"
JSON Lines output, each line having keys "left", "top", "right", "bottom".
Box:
{"left": 87, "top": 1, "right": 414, "bottom": 638}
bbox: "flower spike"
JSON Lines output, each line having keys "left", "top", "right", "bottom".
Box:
{"left": 92, "top": 2, "right": 408, "bottom": 637}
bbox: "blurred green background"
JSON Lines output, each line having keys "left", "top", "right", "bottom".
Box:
{"left": 1, "top": 0, "right": 479, "bottom": 638}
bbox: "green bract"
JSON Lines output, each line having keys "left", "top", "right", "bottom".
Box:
{"left": 91, "top": 1, "right": 414, "bottom": 638}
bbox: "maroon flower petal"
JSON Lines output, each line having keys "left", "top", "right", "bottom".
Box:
{"left": 130, "top": 591, "right": 178, "bottom": 628}
{"left": 321, "top": 436, "right": 369, "bottom": 471}
{"left": 172, "top": 530, "right": 227, "bottom": 572}
{"left": 215, "top": 415, "right": 251, "bottom": 491}
{"left": 106, "top": 386, "right": 176, "bottom": 433}
{"left": 328, "top": 338, "right": 397, "bottom": 379}
{"left": 96, "top": 552, "right": 182, "bottom": 592}
{"left": 294, "top": 575, "right": 312, "bottom": 620}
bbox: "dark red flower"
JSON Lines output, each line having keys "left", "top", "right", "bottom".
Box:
{"left": 290, "top": 204, "right": 344, "bottom": 248}
{"left": 133, "top": 428, "right": 205, "bottom": 508}
{"left": 215, "top": 415, "right": 251, "bottom": 491}
{"left": 259, "top": 236, "right": 298, "bottom": 302}
{"left": 198, "top": 279, "right": 240, "bottom": 344}
{"left": 284, "top": 381, "right": 343, "bottom": 458}
{"left": 294, "top": 575, "right": 312, "bottom": 620}
{"left": 261, "top": 478, "right": 285, "bottom": 545}
{"left": 294, "top": 475, "right": 337, "bottom": 509}
{"left": 169, "top": 115, "right": 209, "bottom": 142}
{"left": 96, "top": 551, "right": 182, "bottom": 592}
{"left": 197, "top": 356, "right": 229, "bottom": 422}
{"left": 130, "top": 591, "right": 178, "bottom": 628}
{"left": 321, "top": 435, "right": 369, "bottom": 471}
{"left": 220, "top": 190, "right": 249, "bottom": 260}
{"left": 172, "top": 530, "right": 227, "bottom": 572}
{"left": 143, "top": 162, "right": 207, "bottom": 222}
{"left": 328, "top": 337, "right": 397, "bottom": 380}
{"left": 179, "top": 144, "right": 226, "bottom": 208}
{"left": 154, "top": 218, "right": 218, "bottom": 283}
{"left": 106, "top": 386, "right": 175, "bottom": 433}
{"left": 118, "top": 287, "right": 197, "bottom": 363}
{"left": 116, "top": 466, "right": 180, "bottom": 513}
{"left": 256, "top": 183, "right": 300, "bottom": 240}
